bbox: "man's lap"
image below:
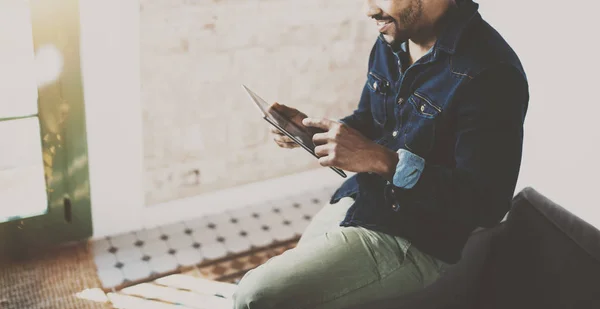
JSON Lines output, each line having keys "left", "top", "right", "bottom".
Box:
{"left": 232, "top": 198, "right": 446, "bottom": 309}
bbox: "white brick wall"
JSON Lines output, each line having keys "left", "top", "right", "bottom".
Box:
{"left": 141, "top": 0, "right": 374, "bottom": 205}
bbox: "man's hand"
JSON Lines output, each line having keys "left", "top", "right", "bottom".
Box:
{"left": 302, "top": 118, "right": 399, "bottom": 176}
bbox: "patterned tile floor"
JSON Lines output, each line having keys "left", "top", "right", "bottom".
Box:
{"left": 72, "top": 240, "right": 301, "bottom": 309}
{"left": 91, "top": 185, "right": 338, "bottom": 291}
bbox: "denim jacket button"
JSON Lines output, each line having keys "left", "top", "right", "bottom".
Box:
{"left": 392, "top": 131, "right": 398, "bottom": 137}
{"left": 373, "top": 81, "right": 379, "bottom": 91}
{"left": 397, "top": 97, "right": 404, "bottom": 105}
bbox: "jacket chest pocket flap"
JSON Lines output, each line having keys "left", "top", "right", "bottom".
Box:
{"left": 367, "top": 71, "right": 390, "bottom": 127}
{"left": 403, "top": 91, "right": 442, "bottom": 156}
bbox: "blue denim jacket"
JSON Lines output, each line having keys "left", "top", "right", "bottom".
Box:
{"left": 331, "top": 0, "right": 529, "bottom": 263}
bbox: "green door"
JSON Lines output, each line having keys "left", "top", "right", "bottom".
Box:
{"left": 0, "top": 0, "right": 92, "bottom": 258}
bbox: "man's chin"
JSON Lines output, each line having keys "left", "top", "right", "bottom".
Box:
{"left": 382, "top": 33, "right": 395, "bottom": 44}
{"left": 381, "top": 32, "right": 408, "bottom": 48}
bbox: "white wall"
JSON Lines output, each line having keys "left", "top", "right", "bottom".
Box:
{"left": 478, "top": 1, "right": 600, "bottom": 227}
{"left": 79, "top": 0, "right": 145, "bottom": 238}
{"left": 81, "top": 0, "right": 600, "bottom": 238}
{"left": 79, "top": 0, "right": 347, "bottom": 239}
{"left": 139, "top": 0, "right": 369, "bottom": 206}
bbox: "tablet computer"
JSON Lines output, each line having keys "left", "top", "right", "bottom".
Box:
{"left": 241, "top": 85, "right": 347, "bottom": 178}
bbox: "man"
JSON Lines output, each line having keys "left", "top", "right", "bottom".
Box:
{"left": 234, "top": 0, "right": 529, "bottom": 308}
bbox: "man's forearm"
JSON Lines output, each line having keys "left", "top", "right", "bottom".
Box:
{"left": 371, "top": 146, "right": 398, "bottom": 181}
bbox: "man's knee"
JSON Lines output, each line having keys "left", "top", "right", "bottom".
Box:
{"left": 233, "top": 270, "right": 280, "bottom": 309}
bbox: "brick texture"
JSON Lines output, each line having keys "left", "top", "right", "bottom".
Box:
{"left": 141, "top": 0, "right": 374, "bottom": 205}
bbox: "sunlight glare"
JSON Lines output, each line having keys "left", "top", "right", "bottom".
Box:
{"left": 35, "top": 45, "right": 64, "bottom": 87}
{"left": 74, "top": 288, "right": 108, "bottom": 303}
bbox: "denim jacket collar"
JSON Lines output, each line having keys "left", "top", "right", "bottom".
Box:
{"left": 435, "top": 0, "right": 480, "bottom": 55}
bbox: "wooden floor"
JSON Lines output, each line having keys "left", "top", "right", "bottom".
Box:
{"left": 0, "top": 238, "right": 298, "bottom": 309}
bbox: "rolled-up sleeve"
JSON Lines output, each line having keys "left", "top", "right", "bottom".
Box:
{"left": 393, "top": 149, "right": 425, "bottom": 189}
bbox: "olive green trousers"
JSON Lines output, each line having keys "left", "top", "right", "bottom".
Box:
{"left": 233, "top": 197, "right": 447, "bottom": 309}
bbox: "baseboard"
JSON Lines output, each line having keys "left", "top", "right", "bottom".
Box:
{"left": 135, "top": 168, "right": 350, "bottom": 232}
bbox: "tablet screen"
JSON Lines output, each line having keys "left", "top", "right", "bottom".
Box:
{"left": 243, "top": 85, "right": 317, "bottom": 150}
{"left": 266, "top": 107, "right": 317, "bottom": 150}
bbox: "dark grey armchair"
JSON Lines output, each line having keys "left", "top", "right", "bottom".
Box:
{"left": 346, "top": 188, "right": 600, "bottom": 309}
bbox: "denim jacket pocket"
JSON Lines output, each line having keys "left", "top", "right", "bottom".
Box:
{"left": 403, "top": 91, "right": 442, "bottom": 156}
{"left": 367, "top": 71, "right": 390, "bottom": 127}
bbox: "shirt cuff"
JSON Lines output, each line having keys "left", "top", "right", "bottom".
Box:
{"left": 392, "top": 149, "right": 425, "bottom": 189}
{"left": 338, "top": 117, "right": 351, "bottom": 127}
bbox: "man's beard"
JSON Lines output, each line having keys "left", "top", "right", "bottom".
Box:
{"left": 389, "top": 0, "right": 423, "bottom": 44}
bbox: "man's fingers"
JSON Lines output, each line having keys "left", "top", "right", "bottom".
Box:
{"left": 270, "top": 127, "right": 284, "bottom": 135}
{"left": 302, "top": 118, "right": 335, "bottom": 130}
{"left": 314, "top": 144, "right": 329, "bottom": 157}
{"left": 273, "top": 134, "right": 294, "bottom": 144}
{"left": 274, "top": 138, "right": 297, "bottom": 148}
{"left": 312, "top": 132, "right": 329, "bottom": 145}
{"left": 318, "top": 156, "right": 332, "bottom": 167}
